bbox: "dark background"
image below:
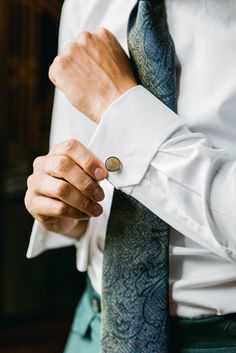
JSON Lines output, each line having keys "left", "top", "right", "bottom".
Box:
{"left": 0, "top": 1, "right": 86, "bottom": 352}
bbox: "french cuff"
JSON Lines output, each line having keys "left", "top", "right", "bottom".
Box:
{"left": 88, "top": 85, "right": 184, "bottom": 189}
{"left": 26, "top": 220, "right": 77, "bottom": 258}
{"left": 26, "top": 219, "right": 92, "bottom": 273}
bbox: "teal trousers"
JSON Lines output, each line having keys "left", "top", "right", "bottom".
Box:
{"left": 64, "top": 281, "right": 236, "bottom": 353}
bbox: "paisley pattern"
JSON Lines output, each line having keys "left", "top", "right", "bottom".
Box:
{"left": 102, "top": 191, "right": 169, "bottom": 353}
{"left": 101, "top": 1, "right": 176, "bottom": 352}
{"left": 128, "top": 0, "right": 177, "bottom": 112}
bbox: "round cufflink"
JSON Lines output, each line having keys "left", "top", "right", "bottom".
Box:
{"left": 105, "top": 156, "right": 121, "bottom": 172}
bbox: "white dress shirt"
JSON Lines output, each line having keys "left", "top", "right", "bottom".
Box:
{"left": 27, "top": 0, "right": 236, "bottom": 318}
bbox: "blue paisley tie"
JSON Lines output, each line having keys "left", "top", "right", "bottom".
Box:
{"left": 101, "top": 1, "right": 176, "bottom": 352}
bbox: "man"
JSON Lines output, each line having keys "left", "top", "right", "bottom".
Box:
{"left": 25, "top": 0, "right": 236, "bottom": 352}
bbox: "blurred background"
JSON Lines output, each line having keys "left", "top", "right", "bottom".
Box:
{"left": 0, "top": 1, "right": 86, "bottom": 352}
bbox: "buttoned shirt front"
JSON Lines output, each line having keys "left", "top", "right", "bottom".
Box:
{"left": 27, "top": 0, "right": 236, "bottom": 318}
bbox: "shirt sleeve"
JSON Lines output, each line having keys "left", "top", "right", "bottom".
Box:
{"left": 27, "top": 218, "right": 94, "bottom": 272}
{"left": 26, "top": 0, "right": 91, "bottom": 262}
{"left": 27, "top": 178, "right": 113, "bottom": 274}
{"left": 88, "top": 85, "right": 236, "bottom": 263}
{"left": 26, "top": 220, "right": 77, "bottom": 258}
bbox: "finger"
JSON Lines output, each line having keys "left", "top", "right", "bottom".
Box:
{"left": 36, "top": 175, "right": 103, "bottom": 217}
{"left": 91, "top": 28, "right": 119, "bottom": 52}
{"left": 32, "top": 155, "right": 45, "bottom": 172}
{"left": 49, "top": 139, "right": 107, "bottom": 181}
{"left": 38, "top": 218, "right": 88, "bottom": 237}
{"left": 26, "top": 193, "right": 93, "bottom": 222}
{"left": 75, "top": 31, "right": 94, "bottom": 46}
{"left": 44, "top": 155, "right": 105, "bottom": 202}
{"left": 91, "top": 28, "right": 112, "bottom": 40}
{"left": 48, "top": 55, "right": 70, "bottom": 88}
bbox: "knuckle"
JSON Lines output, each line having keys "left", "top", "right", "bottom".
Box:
{"left": 53, "top": 55, "right": 62, "bottom": 65}
{"left": 24, "top": 192, "right": 33, "bottom": 214}
{"left": 33, "top": 156, "right": 43, "bottom": 171}
{"left": 66, "top": 42, "right": 78, "bottom": 55}
{"left": 53, "top": 55, "right": 68, "bottom": 70}
{"left": 24, "top": 192, "right": 30, "bottom": 209}
{"left": 63, "top": 139, "right": 78, "bottom": 154}
{"left": 78, "top": 31, "right": 92, "bottom": 44}
{"left": 55, "top": 155, "right": 69, "bottom": 173}
{"left": 81, "top": 197, "right": 91, "bottom": 211}
{"left": 55, "top": 181, "right": 68, "bottom": 198}
{"left": 48, "top": 64, "right": 54, "bottom": 81}
{"left": 96, "top": 27, "right": 109, "bottom": 38}
{"left": 81, "top": 178, "right": 94, "bottom": 194}
{"left": 83, "top": 156, "right": 96, "bottom": 173}
{"left": 53, "top": 202, "right": 67, "bottom": 217}
{"left": 26, "top": 174, "right": 33, "bottom": 188}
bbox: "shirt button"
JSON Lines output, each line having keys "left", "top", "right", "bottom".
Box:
{"left": 91, "top": 297, "right": 101, "bottom": 313}
{"left": 105, "top": 156, "right": 121, "bottom": 172}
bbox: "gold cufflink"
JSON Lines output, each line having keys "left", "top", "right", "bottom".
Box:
{"left": 105, "top": 156, "right": 121, "bottom": 172}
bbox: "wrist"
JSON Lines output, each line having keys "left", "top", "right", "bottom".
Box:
{"left": 65, "top": 219, "right": 89, "bottom": 239}
{"left": 95, "top": 81, "right": 138, "bottom": 123}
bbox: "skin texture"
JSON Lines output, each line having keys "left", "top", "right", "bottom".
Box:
{"left": 48, "top": 28, "right": 137, "bottom": 123}
{"left": 25, "top": 28, "right": 137, "bottom": 238}
{"left": 25, "top": 139, "right": 107, "bottom": 238}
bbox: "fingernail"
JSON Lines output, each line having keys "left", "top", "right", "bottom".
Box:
{"left": 94, "top": 187, "right": 105, "bottom": 201}
{"left": 94, "top": 167, "right": 106, "bottom": 180}
{"left": 94, "top": 204, "right": 103, "bottom": 216}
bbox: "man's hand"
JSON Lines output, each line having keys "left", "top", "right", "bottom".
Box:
{"left": 25, "top": 139, "right": 107, "bottom": 238}
{"left": 49, "top": 28, "right": 137, "bottom": 123}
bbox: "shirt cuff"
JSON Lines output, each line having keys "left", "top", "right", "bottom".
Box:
{"left": 26, "top": 219, "right": 90, "bottom": 272}
{"left": 26, "top": 178, "right": 114, "bottom": 273}
{"left": 88, "top": 85, "right": 184, "bottom": 188}
{"left": 26, "top": 220, "right": 77, "bottom": 258}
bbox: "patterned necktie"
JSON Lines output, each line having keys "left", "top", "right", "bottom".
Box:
{"left": 101, "top": 1, "right": 176, "bottom": 352}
